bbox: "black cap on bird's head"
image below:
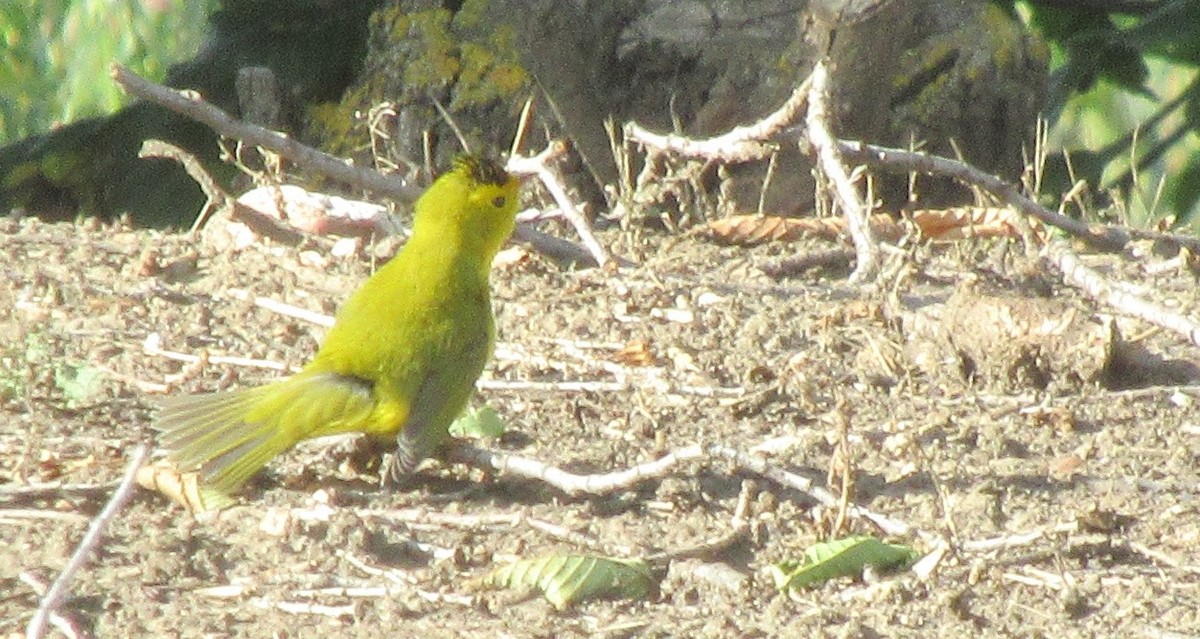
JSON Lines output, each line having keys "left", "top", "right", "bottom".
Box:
{"left": 453, "top": 155, "right": 511, "bottom": 188}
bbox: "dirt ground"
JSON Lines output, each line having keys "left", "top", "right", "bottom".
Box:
{"left": 2, "top": 212, "right": 1199, "bottom": 638}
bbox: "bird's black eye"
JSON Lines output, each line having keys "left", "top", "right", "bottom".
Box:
{"left": 492, "top": 196, "right": 507, "bottom": 208}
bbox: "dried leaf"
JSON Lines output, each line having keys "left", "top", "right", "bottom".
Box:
{"left": 614, "top": 339, "right": 655, "bottom": 366}
{"left": 707, "top": 215, "right": 803, "bottom": 245}
{"left": 137, "top": 460, "right": 233, "bottom": 513}
{"left": 707, "top": 214, "right": 904, "bottom": 246}
{"left": 909, "top": 207, "right": 1040, "bottom": 241}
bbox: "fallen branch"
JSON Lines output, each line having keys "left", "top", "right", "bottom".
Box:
{"left": 0, "top": 509, "right": 90, "bottom": 525}
{"left": 17, "top": 572, "right": 88, "bottom": 639}
{"left": 0, "top": 481, "right": 120, "bottom": 500}
{"left": 512, "top": 225, "right": 599, "bottom": 267}
{"left": 508, "top": 143, "right": 612, "bottom": 268}
{"left": 624, "top": 74, "right": 811, "bottom": 163}
{"left": 254, "top": 598, "right": 358, "bottom": 619}
{"left": 138, "top": 139, "right": 229, "bottom": 234}
{"left": 451, "top": 443, "right": 707, "bottom": 497}
{"left": 143, "top": 333, "right": 297, "bottom": 375}
{"left": 1045, "top": 240, "right": 1200, "bottom": 347}
{"left": 112, "top": 65, "right": 421, "bottom": 202}
{"left": 836, "top": 140, "right": 1130, "bottom": 252}
{"left": 114, "top": 65, "right": 601, "bottom": 266}
{"left": 451, "top": 442, "right": 926, "bottom": 541}
{"left": 225, "top": 289, "right": 334, "bottom": 328}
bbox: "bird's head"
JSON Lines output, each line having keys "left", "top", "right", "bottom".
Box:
{"left": 413, "top": 155, "right": 520, "bottom": 261}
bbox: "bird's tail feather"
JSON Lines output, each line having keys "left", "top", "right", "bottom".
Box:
{"left": 155, "top": 386, "right": 291, "bottom": 496}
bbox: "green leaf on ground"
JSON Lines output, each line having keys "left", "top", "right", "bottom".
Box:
{"left": 770, "top": 536, "right": 919, "bottom": 591}
{"left": 449, "top": 406, "right": 507, "bottom": 439}
{"left": 485, "top": 553, "right": 654, "bottom": 609}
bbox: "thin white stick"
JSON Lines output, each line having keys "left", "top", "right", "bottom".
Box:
{"left": 17, "top": 572, "right": 86, "bottom": 639}
{"left": 805, "top": 60, "right": 879, "bottom": 284}
{"left": 26, "top": 445, "right": 149, "bottom": 639}
{"left": 508, "top": 144, "right": 611, "bottom": 267}
{"left": 534, "top": 162, "right": 610, "bottom": 267}
{"left": 452, "top": 443, "right": 706, "bottom": 496}
{"left": 0, "top": 509, "right": 90, "bottom": 525}
{"left": 453, "top": 442, "right": 926, "bottom": 541}
{"left": 143, "top": 336, "right": 297, "bottom": 373}
{"left": 1046, "top": 239, "right": 1200, "bottom": 347}
{"left": 225, "top": 288, "right": 334, "bottom": 327}
{"left": 623, "top": 75, "right": 811, "bottom": 163}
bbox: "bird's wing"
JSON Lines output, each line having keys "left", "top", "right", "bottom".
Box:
{"left": 246, "top": 370, "right": 387, "bottom": 440}
{"left": 392, "top": 327, "right": 492, "bottom": 472}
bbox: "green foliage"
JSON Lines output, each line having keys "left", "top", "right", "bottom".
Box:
{"left": 770, "top": 536, "right": 919, "bottom": 591}
{"left": 1004, "top": 0, "right": 1200, "bottom": 226}
{"left": 0, "top": 334, "right": 37, "bottom": 402}
{"left": 0, "top": 0, "right": 215, "bottom": 144}
{"left": 54, "top": 362, "right": 105, "bottom": 408}
{"left": 485, "top": 554, "right": 654, "bottom": 609}
{"left": 0, "top": 334, "right": 108, "bottom": 409}
{"left": 449, "top": 406, "right": 508, "bottom": 439}
{"left": 0, "top": 331, "right": 52, "bottom": 404}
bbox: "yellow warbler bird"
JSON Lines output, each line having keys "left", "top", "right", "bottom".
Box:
{"left": 154, "top": 155, "right": 520, "bottom": 499}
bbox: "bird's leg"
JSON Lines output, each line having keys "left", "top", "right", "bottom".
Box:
{"left": 383, "top": 432, "right": 420, "bottom": 487}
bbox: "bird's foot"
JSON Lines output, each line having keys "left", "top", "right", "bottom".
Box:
{"left": 380, "top": 438, "right": 420, "bottom": 489}
{"left": 334, "top": 435, "right": 390, "bottom": 480}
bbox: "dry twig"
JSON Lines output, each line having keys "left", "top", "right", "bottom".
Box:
{"left": 623, "top": 74, "right": 812, "bottom": 163}
{"left": 18, "top": 572, "right": 89, "bottom": 639}
{"left": 0, "top": 482, "right": 120, "bottom": 500}
{"left": 114, "top": 65, "right": 598, "bottom": 265}
{"left": 26, "top": 445, "right": 149, "bottom": 639}
{"left": 451, "top": 443, "right": 707, "bottom": 497}
{"left": 1044, "top": 240, "right": 1200, "bottom": 347}
{"left": 255, "top": 599, "right": 359, "bottom": 619}
{"left": 138, "top": 139, "right": 230, "bottom": 234}
{"left": 143, "top": 333, "right": 297, "bottom": 376}
{"left": 0, "top": 509, "right": 90, "bottom": 525}
{"left": 225, "top": 289, "right": 335, "bottom": 328}
{"left": 452, "top": 442, "right": 925, "bottom": 541}
{"left": 836, "top": 141, "right": 1129, "bottom": 251}
{"left": 112, "top": 65, "right": 421, "bottom": 202}
{"left": 511, "top": 225, "right": 599, "bottom": 266}
{"left": 644, "top": 478, "right": 755, "bottom": 569}
{"left": 508, "top": 143, "right": 612, "bottom": 267}
{"left": 805, "top": 61, "right": 880, "bottom": 284}
{"left": 829, "top": 139, "right": 1200, "bottom": 348}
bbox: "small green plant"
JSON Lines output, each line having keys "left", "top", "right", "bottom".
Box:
{"left": 448, "top": 405, "right": 507, "bottom": 439}
{"left": 54, "top": 362, "right": 105, "bottom": 408}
